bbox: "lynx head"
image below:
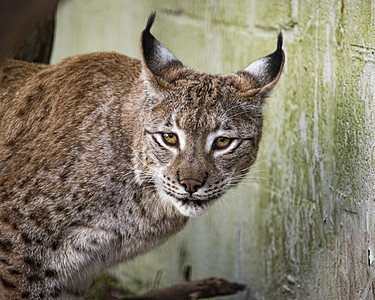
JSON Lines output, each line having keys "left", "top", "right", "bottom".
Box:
{"left": 133, "top": 13, "right": 284, "bottom": 217}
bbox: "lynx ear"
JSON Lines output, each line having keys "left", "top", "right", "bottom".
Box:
{"left": 140, "top": 12, "right": 184, "bottom": 83}
{"left": 237, "top": 32, "right": 285, "bottom": 96}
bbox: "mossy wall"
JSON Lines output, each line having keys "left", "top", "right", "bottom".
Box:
{"left": 52, "top": 1, "right": 375, "bottom": 299}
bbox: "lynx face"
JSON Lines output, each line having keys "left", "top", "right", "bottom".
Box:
{"left": 134, "top": 13, "right": 284, "bottom": 216}
{"left": 139, "top": 76, "right": 263, "bottom": 216}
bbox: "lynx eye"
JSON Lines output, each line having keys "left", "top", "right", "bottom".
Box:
{"left": 214, "top": 137, "right": 232, "bottom": 150}
{"left": 161, "top": 133, "right": 178, "bottom": 146}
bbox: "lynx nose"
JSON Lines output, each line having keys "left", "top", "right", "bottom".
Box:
{"left": 180, "top": 178, "right": 202, "bottom": 193}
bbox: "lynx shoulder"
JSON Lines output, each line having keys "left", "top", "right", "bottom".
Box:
{"left": 0, "top": 12, "right": 284, "bottom": 299}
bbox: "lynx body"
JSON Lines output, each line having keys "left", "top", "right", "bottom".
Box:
{"left": 0, "top": 13, "right": 284, "bottom": 299}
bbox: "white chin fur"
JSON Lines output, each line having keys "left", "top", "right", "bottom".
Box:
{"left": 158, "top": 191, "right": 209, "bottom": 217}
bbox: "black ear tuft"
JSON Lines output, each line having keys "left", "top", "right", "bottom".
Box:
{"left": 277, "top": 31, "right": 283, "bottom": 51}
{"left": 264, "top": 31, "right": 284, "bottom": 82}
{"left": 140, "top": 12, "right": 183, "bottom": 79}
{"left": 145, "top": 12, "right": 156, "bottom": 33}
{"left": 239, "top": 31, "right": 285, "bottom": 93}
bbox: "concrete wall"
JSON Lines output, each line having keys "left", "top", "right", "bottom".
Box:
{"left": 52, "top": 1, "right": 375, "bottom": 299}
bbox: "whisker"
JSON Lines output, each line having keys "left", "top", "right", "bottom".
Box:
{"left": 222, "top": 104, "right": 246, "bottom": 118}
{"left": 246, "top": 159, "right": 266, "bottom": 170}
{"left": 232, "top": 165, "right": 266, "bottom": 176}
{"left": 132, "top": 185, "right": 157, "bottom": 194}
{"left": 229, "top": 172, "right": 264, "bottom": 181}
{"left": 130, "top": 146, "right": 159, "bottom": 173}
{"left": 226, "top": 111, "right": 251, "bottom": 119}
{"left": 219, "top": 197, "right": 230, "bottom": 209}
{"left": 138, "top": 175, "right": 155, "bottom": 181}
{"left": 231, "top": 178, "right": 266, "bottom": 185}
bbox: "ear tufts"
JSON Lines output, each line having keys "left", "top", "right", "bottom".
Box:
{"left": 145, "top": 11, "right": 156, "bottom": 33}
{"left": 263, "top": 30, "right": 284, "bottom": 82}
{"left": 140, "top": 12, "right": 183, "bottom": 81}
{"left": 277, "top": 31, "right": 283, "bottom": 51}
{"left": 239, "top": 31, "right": 285, "bottom": 95}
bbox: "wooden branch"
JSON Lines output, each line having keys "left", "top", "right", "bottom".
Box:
{"left": 136, "top": 277, "right": 246, "bottom": 300}
{"left": 109, "top": 266, "right": 246, "bottom": 300}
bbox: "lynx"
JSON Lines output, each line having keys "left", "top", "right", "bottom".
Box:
{"left": 0, "top": 13, "right": 284, "bottom": 299}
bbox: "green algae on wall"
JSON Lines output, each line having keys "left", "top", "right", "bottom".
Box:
{"left": 51, "top": 0, "right": 375, "bottom": 299}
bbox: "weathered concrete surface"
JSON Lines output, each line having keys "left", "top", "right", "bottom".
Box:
{"left": 52, "top": 0, "right": 375, "bottom": 299}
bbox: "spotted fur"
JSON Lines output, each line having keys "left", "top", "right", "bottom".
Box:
{"left": 0, "top": 13, "right": 284, "bottom": 299}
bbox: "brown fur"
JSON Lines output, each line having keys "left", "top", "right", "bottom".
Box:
{"left": 0, "top": 13, "right": 284, "bottom": 299}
